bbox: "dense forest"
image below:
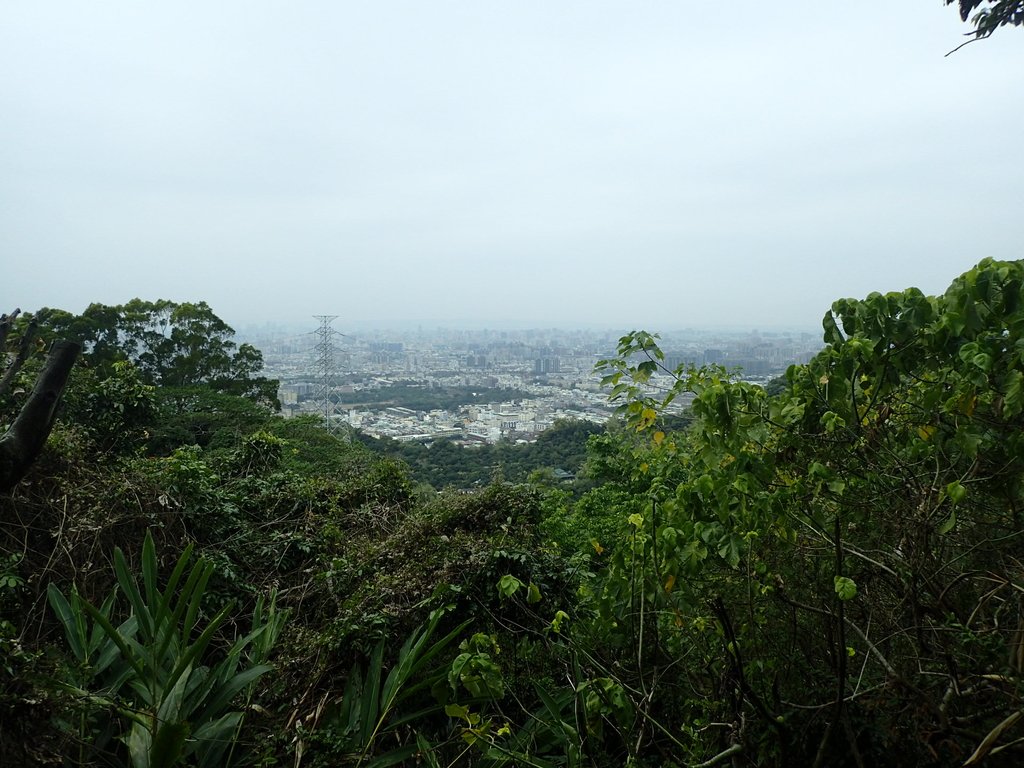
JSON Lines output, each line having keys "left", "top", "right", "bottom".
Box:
{"left": 3, "top": 261, "right": 1024, "bottom": 766}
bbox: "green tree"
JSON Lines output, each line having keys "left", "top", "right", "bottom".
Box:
{"left": 61, "top": 360, "right": 157, "bottom": 454}
{"left": 590, "top": 259, "right": 1024, "bottom": 765}
{"left": 0, "top": 309, "right": 81, "bottom": 491}
{"left": 34, "top": 300, "right": 278, "bottom": 409}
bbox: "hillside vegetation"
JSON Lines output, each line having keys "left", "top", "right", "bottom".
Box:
{"left": 2, "top": 260, "right": 1024, "bottom": 766}
{"left": 358, "top": 419, "right": 605, "bottom": 490}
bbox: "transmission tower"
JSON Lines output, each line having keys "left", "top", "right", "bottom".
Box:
{"left": 312, "top": 315, "right": 339, "bottom": 433}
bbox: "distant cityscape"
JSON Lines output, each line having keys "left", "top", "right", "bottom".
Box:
{"left": 240, "top": 325, "right": 823, "bottom": 445}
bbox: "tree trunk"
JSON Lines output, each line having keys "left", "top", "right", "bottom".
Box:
{"left": 0, "top": 340, "right": 81, "bottom": 492}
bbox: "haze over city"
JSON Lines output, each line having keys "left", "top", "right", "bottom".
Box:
{"left": 2, "top": 2, "right": 1021, "bottom": 331}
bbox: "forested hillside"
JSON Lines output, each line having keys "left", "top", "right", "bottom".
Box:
{"left": 357, "top": 419, "right": 605, "bottom": 489}
{"left": 3, "top": 260, "right": 1024, "bottom": 766}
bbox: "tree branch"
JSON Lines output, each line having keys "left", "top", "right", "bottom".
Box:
{"left": 690, "top": 742, "right": 743, "bottom": 768}
{"left": 0, "top": 340, "right": 81, "bottom": 492}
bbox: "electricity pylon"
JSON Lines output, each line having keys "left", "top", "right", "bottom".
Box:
{"left": 313, "top": 315, "right": 339, "bottom": 433}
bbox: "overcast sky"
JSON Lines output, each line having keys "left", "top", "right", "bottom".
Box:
{"left": 2, "top": 2, "right": 1021, "bottom": 332}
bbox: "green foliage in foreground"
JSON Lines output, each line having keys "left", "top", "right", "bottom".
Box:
{"left": 47, "top": 532, "right": 286, "bottom": 768}
{"left": 581, "top": 258, "right": 1024, "bottom": 765}
{"left": 5, "top": 260, "right": 1024, "bottom": 767}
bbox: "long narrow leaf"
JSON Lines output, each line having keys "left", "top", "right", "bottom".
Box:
{"left": 156, "top": 662, "right": 192, "bottom": 728}
{"left": 415, "top": 734, "right": 441, "bottom": 768}
{"left": 141, "top": 531, "right": 159, "bottom": 616}
{"left": 360, "top": 642, "right": 385, "bottom": 746}
{"left": 197, "top": 663, "right": 272, "bottom": 722}
{"left": 406, "top": 619, "right": 472, "bottom": 682}
{"left": 343, "top": 662, "right": 364, "bottom": 737}
{"left": 364, "top": 744, "right": 420, "bottom": 768}
{"left": 380, "top": 631, "right": 418, "bottom": 713}
{"left": 387, "top": 702, "right": 448, "bottom": 729}
{"left": 127, "top": 719, "right": 153, "bottom": 768}
{"left": 964, "top": 709, "right": 1024, "bottom": 766}
{"left": 223, "top": 620, "right": 273, "bottom": 665}
{"left": 181, "top": 561, "right": 215, "bottom": 640}
{"left": 149, "top": 720, "right": 189, "bottom": 768}
{"left": 382, "top": 610, "right": 454, "bottom": 712}
{"left": 47, "top": 584, "right": 87, "bottom": 662}
{"left": 165, "top": 600, "right": 234, "bottom": 697}
{"left": 153, "top": 539, "right": 195, "bottom": 652}
{"left": 192, "top": 709, "right": 243, "bottom": 743}
{"left": 193, "top": 712, "right": 244, "bottom": 768}
{"left": 93, "top": 615, "right": 139, "bottom": 677}
{"left": 88, "top": 591, "right": 118, "bottom": 657}
{"left": 158, "top": 558, "right": 205, "bottom": 664}
{"left": 80, "top": 598, "right": 146, "bottom": 682}
{"left": 533, "top": 683, "right": 577, "bottom": 739}
{"left": 250, "top": 591, "right": 289, "bottom": 663}
{"left": 393, "top": 619, "right": 473, "bottom": 707}
{"left": 159, "top": 540, "right": 194, "bottom": 615}
{"left": 183, "top": 664, "right": 212, "bottom": 711}
{"left": 115, "top": 545, "right": 153, "bottom": 643}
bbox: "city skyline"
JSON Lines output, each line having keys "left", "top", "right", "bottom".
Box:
{"left": 257, "top": 319, "right": 820, "bottom": 444}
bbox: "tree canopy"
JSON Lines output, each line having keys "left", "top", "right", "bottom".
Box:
{"left": 33, "top": 299, "right": 279, "bottom": 407}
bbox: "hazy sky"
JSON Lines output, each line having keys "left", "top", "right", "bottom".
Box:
{"left": 2, "top": 3, "right": 1021, "bottom": 332}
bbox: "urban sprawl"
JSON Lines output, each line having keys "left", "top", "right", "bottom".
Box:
{"left": 241, "top": 326, "right": 822, "bottom": 445}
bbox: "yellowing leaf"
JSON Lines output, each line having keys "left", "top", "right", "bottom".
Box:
{"left": 964, "top": 709, "right": 1024, "bottom": 766}
{"left": 636, "top": 407, "right": 657, "bottom": 430}
{"left": 653, "top": 430, "right": 665, "bottom": 445}
{"left": 962, "top": 394, "right": 977, "bottom": 416}
{"left": 590, "top": 538, "right": 604, "bottom": 555}
{"left": 551, "top": 610, "right": 569, "bottom": 634}
{"left": 664, "top": 574, "right": 676, "bottom": 593}
{"left": 917, "top": 425, "right": 935, "bottom": 441}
